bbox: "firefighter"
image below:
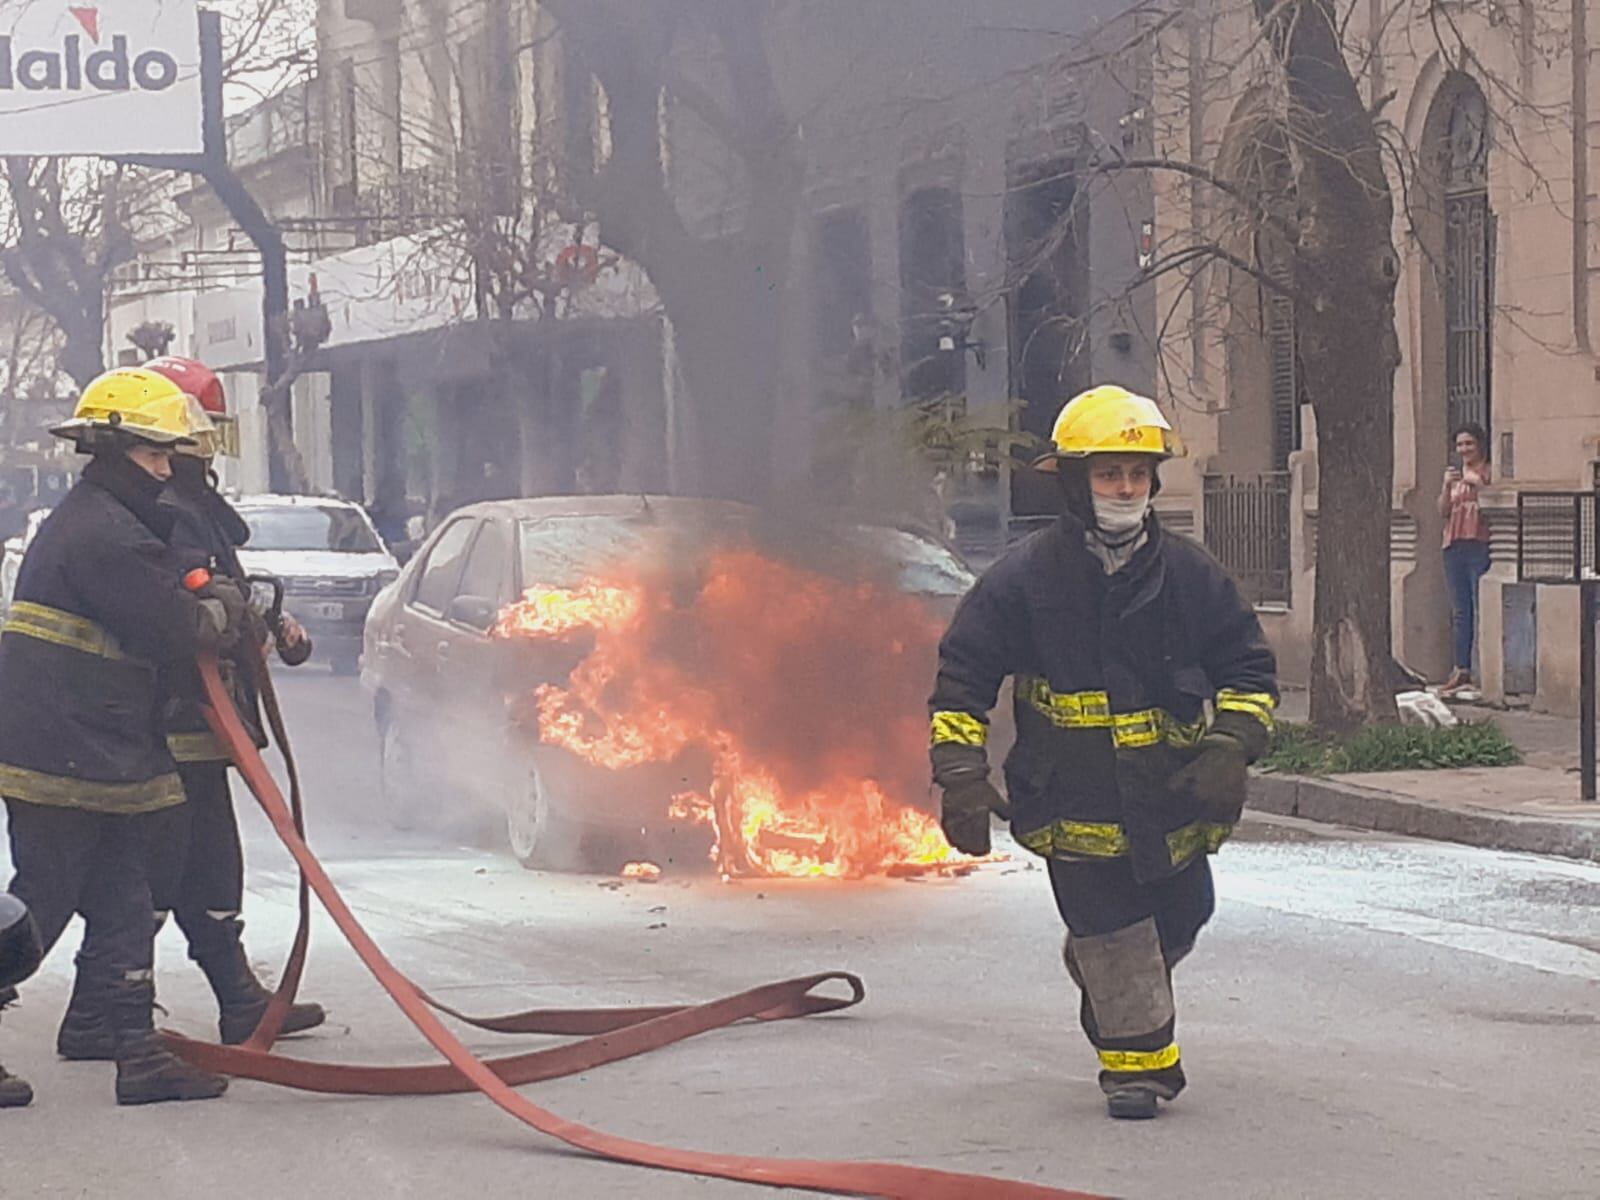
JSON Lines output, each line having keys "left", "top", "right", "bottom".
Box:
{"left": 53, "top": 357, "right": 326, "bottom": 1059}
{"left": 0, "top": 366, "right": 239, "bottom": 1107}
{"left": 929, "top": 385, "right": 1278, "bottom": 1121}
{"left": 0, "top": 893, "right": 43, "bottom": 1106}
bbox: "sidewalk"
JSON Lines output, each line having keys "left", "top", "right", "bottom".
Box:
{"left": 1248, "top": 690, "right": 1600, "bottom": 863}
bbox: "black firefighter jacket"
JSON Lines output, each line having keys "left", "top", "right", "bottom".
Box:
{"left": 0, "top": 456, "right": 209, "bottom": 814}
{"left": 929, "top": 512, "right": 1279, "bottom": 883}
{"left": 160, "top": 475, "right": 270, "bottom": 765}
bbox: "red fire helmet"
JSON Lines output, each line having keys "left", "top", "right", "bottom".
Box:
{"left": 143, "top": 355, "right": 236, "bottom": 456}
{"left": 144, "top": 356, "right": 226, "bottom": 417}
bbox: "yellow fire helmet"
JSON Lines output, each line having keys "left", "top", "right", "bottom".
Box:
{"left": 1033, "top": 384, "right": 1182, "bottom": 472}
{"left": 51, "top": 367, "right": 217, "bottom": 449}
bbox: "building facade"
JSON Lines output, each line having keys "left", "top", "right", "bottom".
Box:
{"left": 105, "top": 2, "right": 1164, "bottom": 547}
{"left": 1146, "top": 0, "right": 1600, "bottom": 714}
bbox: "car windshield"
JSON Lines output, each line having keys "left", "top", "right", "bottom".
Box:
{"left": 518, "top": 511, "right": 973, "bottom": 596}
{"left": 518, "top": 513, "right": 741, "bottom": 585}
{"left": 839, "top": 526, "right": 975, "bottom": 596}
{"left": 240, "top": 505, "right": 382, "bottom": 553}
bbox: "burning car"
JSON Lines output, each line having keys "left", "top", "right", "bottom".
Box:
{"left": 361, "top": 495, "right": 986, "bottom": 877}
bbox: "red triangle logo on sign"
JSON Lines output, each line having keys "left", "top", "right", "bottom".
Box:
{"left": 68, "top": 6, "right": 100, "bottom": 43}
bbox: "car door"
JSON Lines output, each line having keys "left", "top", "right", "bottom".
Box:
{"left": 390, "top": 516, "right": 478, "bottom": 788}
{"left": 435, "top": 515, "right": 518, "bottom": 799}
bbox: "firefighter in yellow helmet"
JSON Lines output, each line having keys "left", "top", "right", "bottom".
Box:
{"left": 928, "top": 384, "right": 1278, "bottom": 1120}
{"left": 50, "top": 358, "right": 327, "bottom": 1065}
{"left": 0, "top": 367, "right": 242, "bottom": 1108}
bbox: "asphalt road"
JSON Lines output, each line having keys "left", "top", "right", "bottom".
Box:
{"left": 2, "top": 669, "right": 1598, "bottom": 1199}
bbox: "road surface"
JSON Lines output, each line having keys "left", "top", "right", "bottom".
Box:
{"left": 2, "top": 669, "right": 1597, "bottom": 1199}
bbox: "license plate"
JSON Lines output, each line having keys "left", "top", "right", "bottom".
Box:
{"left": 307, "top": 601, "right": 344, "bottom": 620}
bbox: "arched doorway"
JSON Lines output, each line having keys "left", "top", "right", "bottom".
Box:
{"left": 1206, "top": 98, "right": 1298, "bottom": 606}
{"left": 1404, "top": 72, "right": 1495, "bottom": 679}
{"left": 1442, "top": 82, "right": 1493, "bottom": 437}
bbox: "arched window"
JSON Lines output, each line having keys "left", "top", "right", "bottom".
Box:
{"left": 1444, "top": 82, "right": 1492, "bottom": 436}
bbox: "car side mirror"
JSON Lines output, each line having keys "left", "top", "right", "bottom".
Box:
{"left": 448, "top": 594, "right": 498, "bottom": 631}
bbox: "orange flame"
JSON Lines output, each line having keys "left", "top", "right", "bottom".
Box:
{"left": 495, "top": 547, "right": 972, "bottom": 878}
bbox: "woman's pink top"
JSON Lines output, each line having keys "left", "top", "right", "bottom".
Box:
{"left": 1443, "top": 466, "right": 1491, "bottom": 548}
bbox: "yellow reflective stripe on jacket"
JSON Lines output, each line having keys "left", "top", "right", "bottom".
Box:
{"left": 1020, "top": 818, "right": 1230, "bottom": 864}
{"left": 1099, "top": 1043, "right": 1181, "bottom": 1073}
{"left": 3, "top": 601, "right": 140, "bottom": 663}
{"left": 1216, "top": 689, "right": 1277, "bottom": 731}
{"left": 1017, "top": 821, "right": 1129, "bottom": 858}
{"left": 1166, "top": 821, "right": 1232, "bottom": 863}
{"left": 0, "top": 763, "right": 185, "bottom": 813}
{"left": 1019, "top": 677, "right": 1206, "bottom": 748}
{"left": 1019, "top": 678, "right": 1112, "bottom": 726}
{"left": 168, "top": 731, "right": 227, "bottom": 764}
{"left": 930, "top": 711, "right": 988, "bottom": 747}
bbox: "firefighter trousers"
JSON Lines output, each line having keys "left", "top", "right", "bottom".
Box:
{"left": 144, "top": 762, "right": 248, "bottom": 965}
{"left": 3, "top": 799, "right": 158, "bottom": 996}
{"left": 1047, "top": 853, "right": 1214, "bottom": 1094}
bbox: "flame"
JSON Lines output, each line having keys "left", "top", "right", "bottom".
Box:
{"left": 495, "top": 547, "right": 974, "bottom": 878}
{"left": 620, "top": 861, "right": 662, "bottom": 882}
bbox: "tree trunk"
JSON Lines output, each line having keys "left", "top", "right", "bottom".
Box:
{"left": 651, "top": 246, "right": 790, "bottom": 501}
{"left": 550, "top": 0, "right": 801, "bottom": 504}
{"left": 57, "top": 312, "right": 106, "bottom": 391}
{"left": 1257, "top": 0, "right": 1405, "bottom": 727}
{"left": 260, "top": 375, "right": 311, "bottom": 493}
{"left": 1304, "top": 317, "right": 1404, "bottom": 727}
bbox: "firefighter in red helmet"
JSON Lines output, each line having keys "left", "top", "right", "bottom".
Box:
{"left": 54, "top": 357, "right": 327, "bottom": 1061}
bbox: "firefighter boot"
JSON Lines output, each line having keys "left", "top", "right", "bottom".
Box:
{"left": 197, "top": 941, "right": 325, "bottom": 1045}
{"left": 1103, "top": 1063, "right": 1186, "bottom": 1120}
{"left": 1064, "top": 924, "right": 1188, "bottom": 1121}
{"left": 0, "top": 1061, "right": 30, "bottom": 1108}
{"left": 0, "top": 989, "right": 32, "bottom": 1108}
{"left": 55, "top": 956, "right": 117, "bottom": 1061}
{"left": 110, "top": 979, "right": 228, "bottom": 1106}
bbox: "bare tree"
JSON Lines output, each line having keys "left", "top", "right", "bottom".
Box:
{"left": 0, "top": 0, "right": 315, "bottom": 438}
{"left": 543, "top": 0, "right": 803, "bottom": 502}
{"left": 0, "top": 299, "right": 68, "bottom": 447}
{"left": 0, "top": 159, "right": 138, "bottom": 389}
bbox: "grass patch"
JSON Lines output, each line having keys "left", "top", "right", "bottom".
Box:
{"left": 1258, "top": 719, "right": 1523, "bottom": 775}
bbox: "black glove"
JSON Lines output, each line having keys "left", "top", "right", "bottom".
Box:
{"left": 939, "top": 778, "right": 1010, "bottom": 857}
{"left": 1168, "top": 732, "right": 1249, "bottom": 825}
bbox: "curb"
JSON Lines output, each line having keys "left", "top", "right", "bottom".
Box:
{"left": 1247, "top": 773, "right": 1600, "bottom": 864}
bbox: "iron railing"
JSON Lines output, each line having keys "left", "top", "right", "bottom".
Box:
{"left": 1203, "top": 472, "right": 1292, "bottom": 606}
{"left": 1515, "top": 490, "right": 1598, "bottom": 584}
{"left": 1517, "top": 490, "right": 1600, "bottom": 800}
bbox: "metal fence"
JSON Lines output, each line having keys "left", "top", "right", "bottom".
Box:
{"left": 1515, "top": 491, "right": 1598, "bottom": 584}
{"left": 1203, "top": 472, "right": 1292, "bottom": 606}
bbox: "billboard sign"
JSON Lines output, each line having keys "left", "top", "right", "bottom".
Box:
{"left": 0, "top": 0, "right": 203, "bottom": 155}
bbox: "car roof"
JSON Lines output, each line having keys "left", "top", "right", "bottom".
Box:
{"left": 449, "top": 494, "right": 755, "bottom": 523}
{"left": 447, "top": 494, "right": 951, "bottom": 543}
{"left": 232, "top": 493, "right": 366, "bottom": 511}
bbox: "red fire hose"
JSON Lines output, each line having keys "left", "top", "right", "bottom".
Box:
{"left": 166, "top": 647, "right": 1110, "bottom": 1200}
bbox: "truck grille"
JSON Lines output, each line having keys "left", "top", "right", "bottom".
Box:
{"left": 282, "top": 576, "right": 368, "bottom": 598}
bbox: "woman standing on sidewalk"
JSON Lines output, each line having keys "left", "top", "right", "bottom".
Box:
{"left": 1439, "top": 423, "right": 1492, "bottom": 696}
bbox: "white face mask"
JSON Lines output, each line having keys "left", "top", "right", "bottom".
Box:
{"left": 1091, "top": 493, "right": 1150, "bottom": 537}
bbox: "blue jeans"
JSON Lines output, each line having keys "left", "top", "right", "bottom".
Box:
{"left": 1443, "top": 539, "right": 1491, "bottom": 672}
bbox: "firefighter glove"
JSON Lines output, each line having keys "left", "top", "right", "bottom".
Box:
{"left": 1169, "top": 732, "right": 1249, "bottom": 825}
{"left": 196, "top": 578, "right": 248, "bottom": 650}
{"left": 939, "top": 778, "right": 1009, "bottom": 857}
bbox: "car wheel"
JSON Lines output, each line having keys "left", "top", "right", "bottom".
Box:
{"left": 506, "top": 761, "right": 562, "bottom": 869}
{"left": 378, "top": 714, "right": 425, "bottom": 831}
